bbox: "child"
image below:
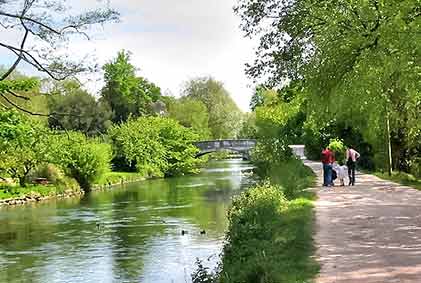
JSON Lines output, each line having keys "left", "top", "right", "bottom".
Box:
{"left": 333, "top": 161, "right": 347, "bottom": 186}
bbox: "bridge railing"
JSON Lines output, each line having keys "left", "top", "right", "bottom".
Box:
{"left": 194, "top": 139, "right": 256, "bottom": 151}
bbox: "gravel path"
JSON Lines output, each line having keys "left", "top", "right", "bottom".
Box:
{"left": 305, "top": 161, "right": 421, "bottom": 283}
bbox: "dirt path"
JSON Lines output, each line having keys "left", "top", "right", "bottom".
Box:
{"left": 305, "top": 161, "right": 421, "bottom": 283}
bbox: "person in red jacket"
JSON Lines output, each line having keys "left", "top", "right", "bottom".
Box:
{"left": 321, "top": 147, "right": 335, "bottom": 186}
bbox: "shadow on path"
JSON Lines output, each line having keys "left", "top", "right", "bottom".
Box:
{"left": 305, "top": 161, "right": 421, "bottom": 283}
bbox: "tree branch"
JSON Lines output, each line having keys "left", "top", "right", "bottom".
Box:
{"left": 7, "top": 90, "right": 30, "bottom": 100}
{"left": 0, "top": 11, "right": 61, "bottom": 34}
{"left": 0, "top": 9, "right": 30, "bottom": 81}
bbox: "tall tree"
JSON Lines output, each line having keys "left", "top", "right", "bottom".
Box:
{"left": 167, "top": 97, "right": 211, "bottom": 139}
{"left": 235, "top": 0, "right": 420, "bottom": 174}
{"left": 101, "top": 51, "right": 162, "bottom": 123}
{"left": 183, "top": 77, "right": 243, "bottom": 139}
{"left": 0, "top": 110, "right": 49, "bottom": 186}
{"left": 0, "top": 0, "right": 119, "bottom": 115}
{"left": 47, "top": 80, "right": 112, "bottom": 136}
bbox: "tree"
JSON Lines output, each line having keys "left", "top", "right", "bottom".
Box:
{"left": 0, "top": 110, "right": 49, "bottom": 186}
{"left": 0, "top": 0, "right": 119, "bottom": 115}
{"left": 101, "top": 50, "right": 162, "bottom": 123}
{"left": 167, "top": 97, "right": 211, "bottom": 139}
{"left": 108, "top": 117, "right": 202, "bottom": 177}
{"left": 183, "top": 77, "right": 243, "bottom": 139}
{"left": 249, "top": 86, "right": 266, "bottom": 111}
{"left": 47, "top": 80, "right": 112, "bottom": 135}
{"left": 50, "top": 132, "right": 111, "bottom": 191}
{"left": 235, "top": 0, "right": 420, "bottom": 175}
{"left": 238, "top": 112, "right": 257, "bottom": 139}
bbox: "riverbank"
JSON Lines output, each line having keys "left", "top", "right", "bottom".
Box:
{"left": 0, "top": 171, "right": 147, "bottom": 207}
{"left": 0, "top": 159, "right": 251, "bottom": 283}
{"left": 195, "top": 158, "right": 319, "bottom": 282}
{"left": 0, "top": 185, "right": 83, "bottom": 206}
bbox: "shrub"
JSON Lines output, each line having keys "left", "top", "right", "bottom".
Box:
{"left": 108, "top": 116, "right": 202, "bottom": 177}
{"left": 51, "top": 133, "right": 111, "bottom": 191}
{"left": 191, "top": 259, "right": 218, "bottom": 283}
{"left": 220, "top": 183, "right": 318, "bottom": 283}
{"left": 328, "top": 138, "right": 346, "bottom": 164}
{"left": 0, "top": 110, "right": 50, "bottom": 187}
{"left": 31, "top": 164, "right": 63, "bottom": 184}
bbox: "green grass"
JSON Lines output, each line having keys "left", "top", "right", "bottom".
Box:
{"left": 0, "top": 184, "right": 65, "bottom": 200}
{"left": 266, "top": 158, "right": 317, "bottom": 200}
{"left": 206, "top": 159, "right": 319, "bottom": 283}
{"left": 95, "top": 171, "right": 145, "bottom": 187}
{"left": 373, "top": 171, "right": 421, "bottom": 190}
{"left": 220, "top": 183, "right": 319, "bottom": 283}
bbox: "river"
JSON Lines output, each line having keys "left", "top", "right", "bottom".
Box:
{"left": 0, "top": 159, "right": 255, "bottom": 283}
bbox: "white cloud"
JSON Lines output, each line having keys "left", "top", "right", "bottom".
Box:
{"left": 1, "top": 0, "right": 258, "bottom": 111}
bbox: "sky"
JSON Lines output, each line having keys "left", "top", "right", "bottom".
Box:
{"left": 0, "top": 0, "right": 257, "bottom": 111}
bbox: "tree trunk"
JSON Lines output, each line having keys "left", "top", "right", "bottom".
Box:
{"left": 19, "top": 176, "right": 26, "bottom": 187}
{"left": 386, "top": 111, "right": 393, "bottom": 176}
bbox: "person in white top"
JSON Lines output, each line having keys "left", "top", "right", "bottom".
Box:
{"left": 333, "top": 162, "right": 347, "bottom": 186}
{"left": 346, "top": 147, "right": 360, "bottom": 186}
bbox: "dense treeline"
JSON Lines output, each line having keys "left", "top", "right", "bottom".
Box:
{"left": 0, "top": 50, "right": 244, "bottom": 196}
{"left": 236, "top": 0, "right": 420, "bottom": 178}
{"left": 196, "top": 1, "right": 420, "bottom": 282}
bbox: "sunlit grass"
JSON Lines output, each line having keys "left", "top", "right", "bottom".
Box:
{"left": 95, "top": 171, "right": 146, "bottom": 187}
{"left": 214, "top": 159, "right": 319, "bottom": 283}
{"left": 374, "top": 171, "right": 421, "bottom": 190}
{"left": 0, "top": 184, "right": 61, "bottom": 200}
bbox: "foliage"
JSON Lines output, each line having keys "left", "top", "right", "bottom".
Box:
{"left": 0, "top": 0, "right": 119, "bottom": 114}
{"left": 0, "top": 110, "right": 50, "bottom": 186}
{"left": 237, "top": 112, "right": 257, "bottom": 139}
{"left": 0, "top": 68, "right": 49, "bottom": 122}
{"left": 235, "top": 0, "right": 420, "bottom": 176}
{"left": 251, "top": 87, "right": 307, "bottom": 172}
{"left": 191, "top": 259, "right": 218, "bottom": 283}
{"left": 47, "top": 80, "right": 113, "bottom": 135}
{"left": 0, "top": 78, "right": 39, "bottom": 93}
{"left": 167, "top": 97, "right": 211, "bottom": 139}
{"left": 303, "top": 121, "right": 376, "bottom": 170}
{"left": 0, "top": 0, "right": 119, "bottom": 80}
{"left": 50, "top": 132, "right": 112, "bottom": 191}
{"left": 96, "top": 171, "right": 145, "bottom": 187}
{"left": 108, "top": 116, "right": 202, "bottom": 177}
{"left": 374, "top": 171, "right": 421, "bottom": 191}
{"left": 249, "top": 86, "right": 266, "bottom": 111}
{"left": 183, "top": 77, "right": 243, "bottom": 139}
{"left": 31, "top": 164, "right": 63, "bottom": 184}
{"left": 259, "top": 158, "right": 316, "bottom": 200}
{"left": 101, "top": 51, "right": 162, "bottom": 123}
{"left": 328, "top": 138, "right": 346, "bottom": 164}
{"left": 220, "top": 183, "right": 318, "bottom": 283}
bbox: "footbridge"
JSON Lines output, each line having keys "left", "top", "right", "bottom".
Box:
{"left": 194, "top": 139, "right": 256, "bottom": 159}
{"left": 194, "top": 140, "right": 306, "bottom": 161}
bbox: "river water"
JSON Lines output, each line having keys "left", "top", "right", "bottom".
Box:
{"left": 0, "top": 159, "right": 255, "bottom": 283}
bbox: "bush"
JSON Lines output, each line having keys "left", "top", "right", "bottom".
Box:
{"left": 31, "top": 164, "right": 63, "bottom": 184}
{"left": 328, "top": 138, "right": 346, "bottom": 164}
{"left": 220, "top": 183, "right": 318, "bottom": 283}
{"left": 0, "top": 110, "right": 50, "bottom": 187}
{"left": 191, "top": 259, "right": 218, "bottom": 283}
{"left": 51, "top": 133, "right": 111, "bottom": 191}
{"left": 108, "top": 117, "right": 202, "bottom": 177}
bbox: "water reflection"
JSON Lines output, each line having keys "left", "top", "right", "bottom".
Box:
{"left": 0, "top": 159, "right": 255, "bottom": 283}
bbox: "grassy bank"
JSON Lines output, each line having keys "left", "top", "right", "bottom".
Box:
{"left": 193, "top": 158, "right": 319, "bottom": 283}
{"left": 0, "top": 177, "right": 81, "bottom": 202}
{"left": 95, "top": 171, "right": 146, "bottom": 187}
{"left": 373, "top": 171, "right": 421, "bottom": 190}
{"left": 0, "top": 185, "right": 61, "bottom": 200}
{"left": 0, "top": 171, "right": 146, "bottom": 204}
